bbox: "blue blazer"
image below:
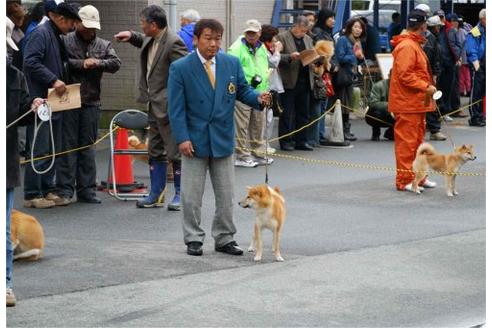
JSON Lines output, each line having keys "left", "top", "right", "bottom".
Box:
{"left": 168, "top": 51, "right": 260, "bottom": 158}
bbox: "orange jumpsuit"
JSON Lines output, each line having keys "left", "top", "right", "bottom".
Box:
{"left": 389, "top": 32, "right": 435, "bottom": 190}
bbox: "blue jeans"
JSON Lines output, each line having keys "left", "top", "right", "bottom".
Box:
{"left": 308, "top": 94, "right": 321, "bottom": 145}
{"left": 6, "top": 188, "right": 14, "bottom": 289}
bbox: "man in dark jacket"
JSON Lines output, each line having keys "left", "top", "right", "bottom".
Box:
{"left": 115, "top": 5, "right": 188, "bottom": 209}
{"left": 23, "top": 2, "right": 81, "bottom": 209}
{"left": 359, "top": 16, "right": 381, "bottom": 63}
{"left": 424, "top": 15, "right": 447, "bottom": 141}
{"left": 438, "top": 13, "right": 462, "bottom": 118}
{"left": 58, "top": 5, "right": 121, "bottom": 204}
{"left": 6, "top": 37, "right": 44, "bottom": 306}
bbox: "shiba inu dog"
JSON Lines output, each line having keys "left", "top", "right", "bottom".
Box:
{"left": 128, "top": 135, "right": 149, "bottom": 163}
{"left": 10, "top": 209, "right": 45, "bottom": 261}
{"left": 238, "top": 185, "right": 286, "bottom": 262}
{"left": 412, "top": 143, "right": 476, "bottom": 197}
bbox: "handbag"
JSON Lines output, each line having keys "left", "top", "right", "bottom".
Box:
{"left": 313, "top": 75, "right": 328, "bottom": 100}
{"left": 333, "top": 65, "right": 355, "bottom": 87}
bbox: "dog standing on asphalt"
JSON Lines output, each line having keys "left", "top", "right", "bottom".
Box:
{"left": 239, "top": 184, "right": 286, "bottom": 262}
{"left": 11, "top": 209, "right": 45, "bottom": 261}
{"left": 412, "top": 143, "right": 476, "bottom": 197}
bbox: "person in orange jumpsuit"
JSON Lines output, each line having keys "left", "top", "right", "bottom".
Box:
{"left": 389, "top": 10, "right": 438, "bottom": 192}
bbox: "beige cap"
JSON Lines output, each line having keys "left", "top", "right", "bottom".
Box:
{"left": 427, "top": 15, "right": 443, "bottom": 27}
{"left": 243, "top": 19, "right": 261, "bottom": 33}
{"left": 6, "top": 17, "right": 18, "bottom": 51}
{"left": 79, "top": 5, "right": 100, "bottom": 30}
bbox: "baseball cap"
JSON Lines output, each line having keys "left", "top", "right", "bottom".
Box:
{"left": 6, "top": 17, "right": 19, "bottom": 51}
{"left": 415, "top": 4, "right": 431, "bottom": 15}
{"left": 79, "top": 5, "right": 100, "bottom": 29}
{"left": 446, "top": 13, "right": 459, "bottom": 22}
{"left": 408, "top": 10, "right": 427, "bottom": 24}
{"left": 55, "top": 2, "right": 81, "bottom": 21}
{"left": 426, "top": 15, "right": 442, "bottom": 27}
{"left": 244, "top": 19, "right": 261, "bottom": 33}
{"left": 433, "top": 9, "right": 445, "bottom": 18}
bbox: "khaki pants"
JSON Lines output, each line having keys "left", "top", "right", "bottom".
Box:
{"left": 234, "top": 101, "right": 265, "bottom": 161}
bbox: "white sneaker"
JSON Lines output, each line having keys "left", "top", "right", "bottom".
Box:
{"left": 422, "top": 178, "right": 437, "bottom": 188}
{"left": 235, "top": 159, "right": 258, "bottom": 168}
{"left": 443, "top": 115, "right": 453, "bottom": 122}
{"left": 255, "top": 157, "right": 274, "bottom": 166}
{"left": 403, "top": 183, "right": 424, "bottom": 193}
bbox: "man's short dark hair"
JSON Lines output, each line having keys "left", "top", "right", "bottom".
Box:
{"left": 260, "top": 24, "right": 279, "bottom": 43}
{"left": 302, "top": 10, "right": 315, "bottom": 18}
{"left": 140, "top": 5, "right": 167, "bottom": 29}
{"left": 194, "top": 19, "right": 224, "bottom": 38}
{"left": 392, "top": 12, "right": 400, "bottom": 21}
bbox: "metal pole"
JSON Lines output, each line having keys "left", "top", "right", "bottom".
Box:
{"left": 169, "top": 0, "right": 177, "bottom": 32}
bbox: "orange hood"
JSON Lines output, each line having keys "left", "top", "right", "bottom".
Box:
{"left": 390, "top": 31, "right": 427, "bottom": 49}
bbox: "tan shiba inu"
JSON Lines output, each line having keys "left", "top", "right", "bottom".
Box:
{"left": 11, "top": 209, "right": 45, "bottom": 261}
{"left": 239, "top": 185, "right": 286, "bottom": 262}
{"left": 412, "top": 143, "right": 476, "bottom": 197}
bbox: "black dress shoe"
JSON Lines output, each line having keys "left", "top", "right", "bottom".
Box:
{"left": 294, "top": 143, "right": 314, "bottom": 151}
{"left": 187, "top": 242, "right": 203, "bottom": 256}
{"left": 469, "top": 118, "right": 486, "bottom": 127}
{"left": 215, "top": 241, "right": 243, "bottom": 255}
{"left": 280, "top": 143, "right": 295, "bottom": 151}
{"left": 78, "top": 196, "right": 101, "bottom": 204}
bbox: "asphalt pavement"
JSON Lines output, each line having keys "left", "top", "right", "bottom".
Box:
{"left": 7, "top": 114, "right": 485, "bottom": 327}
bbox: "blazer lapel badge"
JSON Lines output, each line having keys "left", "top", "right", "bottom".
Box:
{"left": 227, "top": 81, "right": 236, "bottom": 95}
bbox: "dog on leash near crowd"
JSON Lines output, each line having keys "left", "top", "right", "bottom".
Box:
{"left": 238, "top": 184, "right": 286, "bottom": 262}
{"left": 10, "top": 209, "right": 45, "bottom": 261}
{"left": 412, "top": 143, "right": 476, "bottom": 197}
{"left": 128, "top": 135, "right": 149, "bottom": 163}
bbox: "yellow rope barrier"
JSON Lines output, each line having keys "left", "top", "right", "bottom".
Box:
{"left": 20, "top": 126, "right": 120, "bottom": 165}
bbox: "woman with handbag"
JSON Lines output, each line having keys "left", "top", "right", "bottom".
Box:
{"left": 334, "top": 17, "right": 366, "bottom": 142}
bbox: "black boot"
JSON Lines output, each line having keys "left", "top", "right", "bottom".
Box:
{"left": 342, "top": 114, "right": 357, "bottom": 142}
{"left": 371, "top": 127, "right": 381, "bottom": 141}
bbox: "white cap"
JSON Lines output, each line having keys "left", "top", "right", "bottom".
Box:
{"left": 6, "top": 17, "right": 19, "bottom": 51}
{"left": 415, "top": 4, "right": 431, "bottom": 15}
{"left": 78, "top": 5, "right": 100, "bottom": 30}
{"left": 243, "top": 19, "right": 261, "bottom": 33}
{"left": 427, "top": 15, "right": 442, "bottom": 27}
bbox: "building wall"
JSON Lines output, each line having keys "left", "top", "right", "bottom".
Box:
{"left": 74, "top": 0, "right": 274, "bottom": 112}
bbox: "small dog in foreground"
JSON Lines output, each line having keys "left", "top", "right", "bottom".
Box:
{"left": 412, "top": 143, "right": 476, "bottom": 197}
{"left": 239, "top": 184, "right": 286, "bottom": 262}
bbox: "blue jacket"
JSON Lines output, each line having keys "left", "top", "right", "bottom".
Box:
{"left": 466, "top": 23, "right": 486, "bottom": 64}
{"left": 168, "top": 51, "right": 260, "bottom": 158}
{"left": 178, "top": 23, "right": 195, "bottom": 52}
{"left": 23, "top": 21, "right": 66, "bottom": 98}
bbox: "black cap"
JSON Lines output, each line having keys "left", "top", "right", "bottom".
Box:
{"left": 55, "top": 2, "right": 81, "bottom": 21}
{"left": 433, "top": 9, "right": 445, "bottom": 18}
{"left": 408, "top": 10, "right": 427, "bottom": 23}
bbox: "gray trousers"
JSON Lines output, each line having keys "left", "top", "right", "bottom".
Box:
{"left": 148, "top": 104, "right": 180, "bottom": 163}
{"left": 181, "top": 155, "right": 236, "bottom": 247}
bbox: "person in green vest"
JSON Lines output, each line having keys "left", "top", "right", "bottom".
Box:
{"left": 228, "top": 19, "right": 271, "bottom": 167}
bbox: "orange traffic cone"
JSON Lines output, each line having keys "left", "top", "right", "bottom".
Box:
{"left": 101, "top": 128, "right": 144, "bottom": 192}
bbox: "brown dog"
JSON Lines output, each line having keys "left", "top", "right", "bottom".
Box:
{"left": 412, "top": 143, "right": 476, "bottom": 197}
{"left": 128, "top": 135, "right": 149, "bottom": 163}
{"left": 239, "top": 185, "right": 286, "bottom": 262}
{"left": 11, "top": 209, "right": 45, "bottom": 261}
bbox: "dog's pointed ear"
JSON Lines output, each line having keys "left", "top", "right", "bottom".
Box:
{"left": 460, "top": 144, "right": 467, "bottom": 150}
{"left": 274, "top": 186, "right": 281, "bottom": 194}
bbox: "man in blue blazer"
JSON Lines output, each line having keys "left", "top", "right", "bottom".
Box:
{"left": 168, "top": 19, "right": 271, "bottom": 256}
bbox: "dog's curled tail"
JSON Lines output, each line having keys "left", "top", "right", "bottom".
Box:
{"left": 128, "top": 135, "right": 141, "bottom": 147}
{"left": 416, "top": 142, "right": 435, "bottom": 156}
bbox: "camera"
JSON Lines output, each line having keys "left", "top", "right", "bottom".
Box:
{"left": 250, "top": 75, "right": 262, "bottom": 89}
